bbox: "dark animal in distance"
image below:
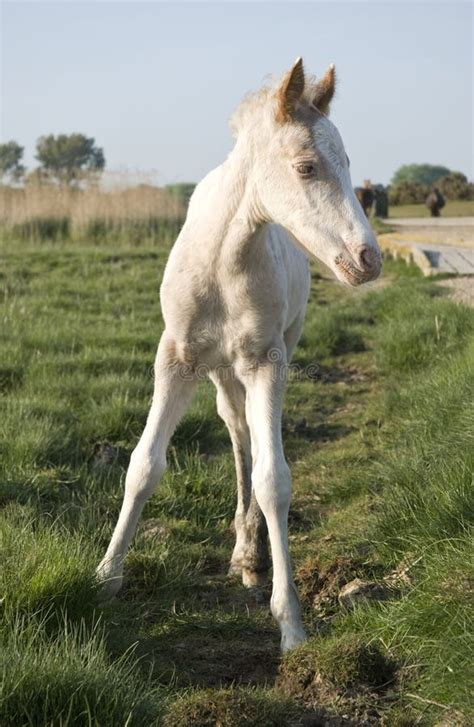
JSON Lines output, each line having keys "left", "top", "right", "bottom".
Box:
{"left": 355, "top": 180, "right": 374, "bottom": 217}
{"left": 426, "top": 188, "right": 445, "bottom": 217}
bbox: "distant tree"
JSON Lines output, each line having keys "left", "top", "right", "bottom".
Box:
{"left": 35, "top": 133, "right": 105, "bottom": 186}
{"left": 438, "top": 171, "right": 473, "bottom": 200}
{"left": 164, "top": 183, "right": 196, "bottom": 207}
{"left": 391, "top": 164, "right": 451, "bottom": 187}
{"left": 0, "top": 141, "right": 25, "bottom": 184}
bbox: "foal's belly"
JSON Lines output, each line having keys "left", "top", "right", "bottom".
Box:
{"left": 172, "top": 312, "right": 287, "bottom": 373}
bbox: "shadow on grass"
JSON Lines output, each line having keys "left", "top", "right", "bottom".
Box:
{"left": 0, "top": 366, "right": 24, "bottom": 394}
{"left": 109, "top": 608, "right": 281, "bottom": 689}
{"left": 173, "top": 412, "right": 229, "bottom": 453}
{"left": 284, "top": 420, "right": 357, "bottom": 465}
{"left": 286, "top": 421, "right": 356, "bottom": 443}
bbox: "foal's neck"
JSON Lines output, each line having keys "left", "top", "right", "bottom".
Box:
{"left": 185, "top": 141, "right": 267, "bottom": 270}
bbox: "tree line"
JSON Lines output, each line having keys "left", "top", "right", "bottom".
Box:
{"left": 0, "top": 137, "right": 196, "bottom": 207}
{"left": 388, "top": 163, "right": 473, "bottom": 205}
{"left": 1, "top": 138, "right": 472, "bottom": 206}
{"left": 0, "top": 135, "right": 105, "bottom": 187}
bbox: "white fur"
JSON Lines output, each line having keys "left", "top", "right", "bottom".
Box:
{"left": 97, "top": 62, "right": 381, "bottom": 652}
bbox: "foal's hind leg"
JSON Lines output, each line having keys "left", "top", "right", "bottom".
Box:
{"left": 97, "top": 333, "right": 195, "bottom": 598}
{"left": 242, "top": 490, "right": 270, "bottom": 587}
{"left": 211, "top": 372, "right": 269, "bottom": 586}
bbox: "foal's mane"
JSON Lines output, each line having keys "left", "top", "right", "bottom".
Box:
{"left": 229, "top": 72, "right": 321, "bottom": 137}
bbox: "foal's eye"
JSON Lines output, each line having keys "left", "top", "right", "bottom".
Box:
{"left": 295, "top": 162, "right": 316, "bottom": 178}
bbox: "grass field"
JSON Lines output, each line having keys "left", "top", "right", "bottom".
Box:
{"left": 1, "top": 235, "right": 473, "bottom": 726}
{"left": 389, "top": 199, "right": 474, "bottom": 218}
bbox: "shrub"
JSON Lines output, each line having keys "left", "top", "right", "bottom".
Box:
{"left": 391, "top": 163, "right": 450, "bottom": 187}
{"left": 388, "top": 181, "right": 430, "bottom": 205}
{"left": 438, "top": 172, "right": 474, "bottom": 201}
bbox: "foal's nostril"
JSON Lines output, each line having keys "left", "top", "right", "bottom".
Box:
{"left": 359, "top": 246, "right": 377, "bottom": 270}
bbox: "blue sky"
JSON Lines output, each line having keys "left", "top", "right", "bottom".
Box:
{"left": 1, "top": 1, "right": 472, "bottom": 186}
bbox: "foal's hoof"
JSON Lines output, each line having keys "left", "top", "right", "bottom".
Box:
{"left": 96, "top": 562, "right": 123, "bottom": 602}
{"left": 280, "top": 625, "right": 307, "bottom": 653}
{"left": 227, "top": 560, "right": 243, "bottom": 578}
{"left": 242, "top": 567, "right": 268, "bottom": 588}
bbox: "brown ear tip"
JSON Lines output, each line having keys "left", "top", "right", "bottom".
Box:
{"left": 293, "top": 57, "right": 304, "bottom": 78}
{"left": 327, "top": 64, "right": 337, "bottom": 93}
{"left": 276, "top": 57, "right": 306, "bottom": 123}
{"left": 292, "top": 57, "right": 304, "bottom": 77}
{"left": 312, "top": 63, "right": 337, "bottom": 114}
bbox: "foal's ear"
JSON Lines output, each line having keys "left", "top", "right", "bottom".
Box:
{"left": 312, "top": 64, "right": 336, "bottom": 115}
{"left": 276, "top": 57, "right": 305, "bottom": 123}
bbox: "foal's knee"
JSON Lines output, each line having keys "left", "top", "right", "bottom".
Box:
{"left": 125, "top": 445, "right": 167, "bottom": 501}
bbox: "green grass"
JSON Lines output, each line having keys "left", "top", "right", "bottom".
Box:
{"left": 370, "top": 216, "right": 396, "bottom": 234}
{"left": 1, "top": 507, "right": 98, "bottom": 624}
{"left": 1, "top": 613, "right": 161, "bottom": 726}
{"left": 1, "top": 237, "right": 473, "bottom": 725}
{"left": 389, "top": 199, "right": 474, "bottom": 218}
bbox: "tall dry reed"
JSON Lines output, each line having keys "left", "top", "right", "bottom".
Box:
{"left": 0, "top": 172, "right": 187, "bottom": 243}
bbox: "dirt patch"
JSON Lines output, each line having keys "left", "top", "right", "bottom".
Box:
{"left": 139, "top": 517, "right": 171, "bottom": 542}
{"left": 284, "top": 417, "right": 356, "bottom": 445}
{"left": 91, "top": 441, "right": 128, "bottom": 470}
{"left": 163, "top": 687, "right": 301, "bottom": 727}
{"left": 338, "top": 579, "right": 389, "bottom": 611}
{"left": 288, "top": 364, "right": 372, "bottom": 385}
{"left": 318, "top": 365, "right": 372, "bottom": 385}
{"left": 141, "top": 621, "right": 281, "bottom": 689}
{"left": 296, "top": 557, "right": 364, "bottom": 616}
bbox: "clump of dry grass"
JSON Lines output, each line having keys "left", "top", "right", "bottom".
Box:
{"left": 0, "top": 172, "right": 186, "bottom": 243}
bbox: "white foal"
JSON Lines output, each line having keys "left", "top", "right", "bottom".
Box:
{"left": 97, "top": 58, "right": 381, "bottom": 652}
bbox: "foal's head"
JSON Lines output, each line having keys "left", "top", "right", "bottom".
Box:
{"left": 231, "top": 58, "right": 381, "bottom": 285}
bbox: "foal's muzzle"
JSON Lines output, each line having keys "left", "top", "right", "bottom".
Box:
{"left": 335, "top": 244, "right": 382, "bottom": 286}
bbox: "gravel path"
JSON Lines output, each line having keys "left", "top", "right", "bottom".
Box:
{"left": 386, "top": 217, "right": 474, "bottom": 227}
{"left": 378, "top": 218, "right": 474, "bottom": 304}
{"left": 384, "top": 217, "right": 474, "bottom": 246}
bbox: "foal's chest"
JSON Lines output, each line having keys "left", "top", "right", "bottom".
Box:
{"left": 162, "top": 266, "right": 287, "bottom": 367}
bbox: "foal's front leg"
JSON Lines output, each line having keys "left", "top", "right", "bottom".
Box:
{"left": 240, "top": 346, "right": 306, "bottom": 652}
{"left": 97, "top": 334, "right": 195, "bottom": 598}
